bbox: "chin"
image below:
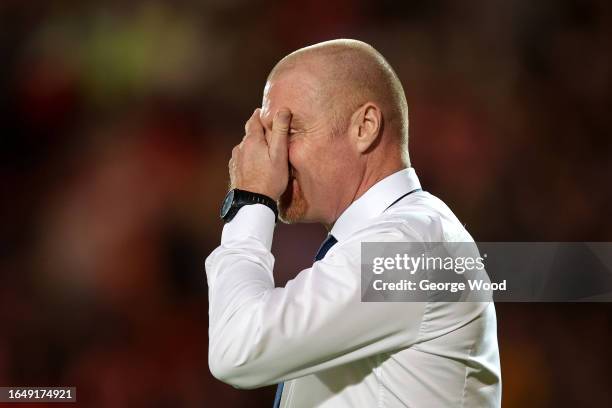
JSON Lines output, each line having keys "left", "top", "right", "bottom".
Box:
{"left": 278, "top": 179, "right": 310, "bottom": 224}
{"left": 279, "top": 205, "right": 312, "bottom": 224}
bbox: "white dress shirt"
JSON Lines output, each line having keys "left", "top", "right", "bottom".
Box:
{"left": 205, "top": 168, "right": 501, "bottom": 407}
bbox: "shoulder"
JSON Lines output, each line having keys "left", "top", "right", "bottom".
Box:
{"left": 354, "top": 191, "right": 473, "bottom": 243}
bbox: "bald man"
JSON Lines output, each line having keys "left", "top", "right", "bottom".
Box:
{"left": 206, "top": 40, "right": 501, "bottom": 407}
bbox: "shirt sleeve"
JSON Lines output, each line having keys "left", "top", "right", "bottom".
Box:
{"left": 205, "top": 205, "right": 427, "bottom": 389}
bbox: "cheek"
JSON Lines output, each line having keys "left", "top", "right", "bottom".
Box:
{"left": 291, "top": 137, "right": 336, "bottom": 171}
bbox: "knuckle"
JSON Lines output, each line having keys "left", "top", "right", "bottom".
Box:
{"left": 245, "top": 116, "right": 256, "bottom": 132}
{"left": 243, "top": 135, "right": 253, "bottom": 145}
{"left": 273, "top": 120, "right": 289, "bottom": 132}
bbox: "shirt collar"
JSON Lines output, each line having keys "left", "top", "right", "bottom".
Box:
{"left": 330, "top": 167, "right": 422, "bottom": 242}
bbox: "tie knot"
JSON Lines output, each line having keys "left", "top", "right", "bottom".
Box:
{"left": 314, "top": 235, "right": 338, "bottom": 261}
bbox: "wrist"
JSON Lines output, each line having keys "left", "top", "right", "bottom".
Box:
{"left": 235, "top": 184, "right": 282, "bottom": 201}
{"left": 220, "top": 188, "right": 279, "bottom": 223}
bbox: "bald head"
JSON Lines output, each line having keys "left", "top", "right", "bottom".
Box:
{"left": 261, "top": 39, "right": 411, "bottom": 225}
{"left": 268, "top": 39, "right": 409, "bottom": 162}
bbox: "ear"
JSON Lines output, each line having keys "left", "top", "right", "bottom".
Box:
{"left": 349, "top": 102, "right": 382, "bottom": 154}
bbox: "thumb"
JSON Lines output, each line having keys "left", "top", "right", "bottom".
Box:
{"left": 269, "top": 108, "right": 291, "bottom": 161}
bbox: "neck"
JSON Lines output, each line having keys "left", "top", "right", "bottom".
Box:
{"left": 323, "top": 160, "right": 408, "bottom": 231}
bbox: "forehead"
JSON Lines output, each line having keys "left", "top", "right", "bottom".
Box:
{"left": 261, "top": 69, "right": 321, "bottom": 124}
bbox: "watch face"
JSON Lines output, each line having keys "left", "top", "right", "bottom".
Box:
{"left": 220, "top": 189, "right": 235, "bottom": 218}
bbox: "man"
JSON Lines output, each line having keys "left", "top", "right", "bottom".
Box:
{"left": 205, "top": 39, "right": 501, "bottom": 407}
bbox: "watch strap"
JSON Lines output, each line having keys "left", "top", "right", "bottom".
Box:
{"left": 223, "top": 189, "right": 278, "bottom": 223}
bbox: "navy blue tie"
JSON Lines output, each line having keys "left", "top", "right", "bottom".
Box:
{"left": 272, "top": 234, "right": 338, "bottom": 408}
{"left": 314, "top": 234, "right": 338, "bottom": 261}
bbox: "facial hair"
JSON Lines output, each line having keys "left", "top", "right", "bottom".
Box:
{"left": 278, "top": 177, "right": 309, "bottom": 224}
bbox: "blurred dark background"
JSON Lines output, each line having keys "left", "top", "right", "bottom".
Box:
{"left": 1, "top": 0, "right": 611, "bottom": 406}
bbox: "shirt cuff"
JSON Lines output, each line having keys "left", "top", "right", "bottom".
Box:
{"left": 221, "top": 204, "right": 276, "bottom": 250}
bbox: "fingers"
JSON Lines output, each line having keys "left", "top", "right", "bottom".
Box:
{"left": 270, "top": 108, "right": 291, "bottom": 161}
{"left": 229, "top": 146, "right": 239, "bottom": 173}
{"left": 244, "top": 108, "right": 265, "bottom": 142}
{"left": 229, "top": 107, "right": 290, "bottom": 199}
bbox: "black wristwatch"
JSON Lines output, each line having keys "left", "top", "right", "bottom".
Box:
{"left": 220, "top": 189, "right": 278, "bottom": 223}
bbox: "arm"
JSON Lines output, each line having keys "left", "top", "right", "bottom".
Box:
{"left": 205, "top": 205, "right": 427, "bottom": 389}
